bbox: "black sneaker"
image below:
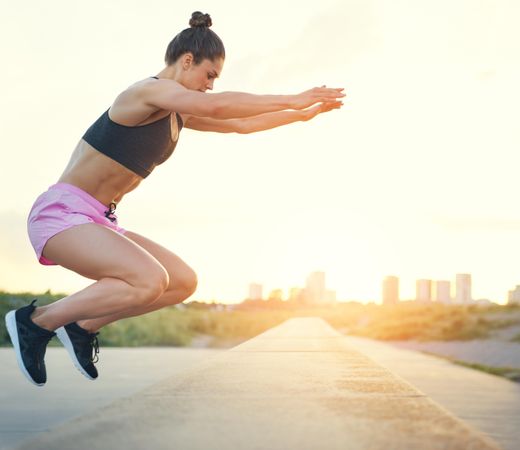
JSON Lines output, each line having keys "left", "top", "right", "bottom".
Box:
{"left": 56, "top": 322, "right": 99, "bottom": 380}
{"left": 5, "top": 299, "right": 56, "bottom": 387}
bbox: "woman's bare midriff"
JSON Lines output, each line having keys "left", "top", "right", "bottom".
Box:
{"left": 57, "top": 139, "right": 143, "bottom": 207}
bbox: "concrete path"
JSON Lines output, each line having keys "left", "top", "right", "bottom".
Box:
{"left": 344, "top": 336, "right": 520, "bottom": 450}
{"left": 9, "top": 318, "right": 500, "bottom": 450}
{"left": 0, "top": 347, "right": 223, "bottom": 450}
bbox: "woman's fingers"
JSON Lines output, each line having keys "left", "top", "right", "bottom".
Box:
{"left": 315, "top": 87, "right": 345, "bottom": 102}
{"left": 303, "top": 100, "right": 343, "bottom": 121}
{"left": 316, "top": 86, "right": 344, "bottom": 93}
{"left": 317, "top": 101, "right": 343, "bottom": 113}
{"left": 294, "top": 86, "right": 346, "bottom": 110}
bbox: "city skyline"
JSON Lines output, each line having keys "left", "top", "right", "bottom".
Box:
{"left": 381, "top": 273, "right": 497, "bottom": 304}
{"left": 247, "top": 270, "right": 337, "bottom": 304}
{"left": 246, "top": 270, "right": 510, "bottom": 304}
{"left": 246, "top": 271, "right": 514, "bottom": 305}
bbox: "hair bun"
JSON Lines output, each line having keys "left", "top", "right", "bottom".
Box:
{"left": 189, "top": 11, "right": 212, "bottom": 28}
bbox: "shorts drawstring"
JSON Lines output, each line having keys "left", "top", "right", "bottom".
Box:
{"left": 104, "top": 202, "right": 117, "bottom": 222}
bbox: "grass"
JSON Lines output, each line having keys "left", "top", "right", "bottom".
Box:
{"left": 0, "top": 291, "right": 296, "bottom": 348}
{"left": 97, "top": 307, "right": 295, "bottom": 347}
{"left": 511, "top": 333, "right": 520, "bottom": 343}
{"left": 0, "top": 290, "right": 66, "bottom": 346}
{"left": 2, "top": 291, "right": 520, "bottom": 347}
{"left": 316, "top": 302, "right": 520, "bottom": 342}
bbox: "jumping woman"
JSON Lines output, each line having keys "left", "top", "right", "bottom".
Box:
{"left": 5, "top": 11, "right": 344, "bottom": 386}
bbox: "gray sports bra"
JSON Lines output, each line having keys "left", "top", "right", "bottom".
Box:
{"left": 82, "top": 77, "right": 182, "bottom": 178}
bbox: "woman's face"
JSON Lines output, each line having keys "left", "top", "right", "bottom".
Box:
{"left": 181, "top": 56, "right": 224, "bottom": 92}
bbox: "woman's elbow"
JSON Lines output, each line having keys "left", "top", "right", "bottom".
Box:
{"left": 211, "top": 100, "right": 232, "bottom": 119}
{"left": 195, "top": 102, "right": 218, "bottom": 118}
{"left": 234, "top": 120, "right": 253, "bottom": 134}
{"left": 209, "top": 96, "right": 243, "bottom": 120}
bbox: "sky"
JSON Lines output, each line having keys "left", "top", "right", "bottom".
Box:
{"left": 1, "top": 0, "right": 520, "bottom": 303}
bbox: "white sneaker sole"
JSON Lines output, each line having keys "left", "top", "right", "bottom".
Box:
{"left": 5, "top": 310, "right": 45, "bottom": 387}
{"left": 56, "top": 326, "right": 96, "bottom": 381}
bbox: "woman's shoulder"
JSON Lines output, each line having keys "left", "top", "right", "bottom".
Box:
{"left": 129, "top": 76, "right": 184, "bottom": 91}
{"left": 109, "top": 78, "right": 186, "bottom": 126}
{"left": 107, "top": 79, "right": 163, "bottom": 126}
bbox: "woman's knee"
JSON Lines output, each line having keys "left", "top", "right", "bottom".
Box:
{"left": 176, "top": 269, "right": 198, "bottom": 297}
{"left": 132, "top": 264, "right": 170, "bottom": 306}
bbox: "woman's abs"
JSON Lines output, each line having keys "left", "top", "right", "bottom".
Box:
{"left": 58, "top": 140, "right": 143, "bottom": 206}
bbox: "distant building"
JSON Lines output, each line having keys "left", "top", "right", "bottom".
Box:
{"left": 325, "top": 289, "right": 337, "bottom": 303}
{"left": 382, "top": 276, "right": 399, "bottom": 304}
{"left": 288, "top": 287, "right": 303, "bottom": 303}
{"left": 416, "top": 279, "right": 432, "bottom": 302}
{"left": 268, "top": 289, "right": 284, "bottom": 301}
{"left": 298, "top": 288, "right": 311, "bottom": 304}
{"left": 455, "top": 274, "right": 472, "bottom": 304}
{"left": 434, "top": 280, "right": 451, "bottom": 303}
{"left": 306, "top": 271, "right": 326, "bottom": 304}
{"left": 474, "top": 298, "right": 493, "bottom": 306}
{"left": 248, "top": 283, "right": 263, "bottom": 300}
{"left": 508, "top": 285, "right": 520, "bottom": 304}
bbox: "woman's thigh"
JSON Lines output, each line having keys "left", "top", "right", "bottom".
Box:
{"left": 42, "top": 223, "right": 168, "bottom": 285}
{"left": 123, "top": 230, "right": 198, "bottom": 292}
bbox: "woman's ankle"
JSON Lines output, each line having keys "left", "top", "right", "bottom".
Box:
{"left": 30, "top": 307, "right": 56, "bottom": 332}
{"left": 76, "top": 320, "right": 99, "bottom": 334}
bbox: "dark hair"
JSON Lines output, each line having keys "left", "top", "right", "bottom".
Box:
{"left": 165, "top": 11, "right": 225, "bottom": 65}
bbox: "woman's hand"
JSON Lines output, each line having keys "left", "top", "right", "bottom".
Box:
{"left": 291, "top": 86, "right": 345, "bottom": 110}
{"left": 301, "top": 99, "right": 344, "bottom": 121}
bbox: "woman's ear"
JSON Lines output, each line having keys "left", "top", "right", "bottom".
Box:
{"left": 182, "top": 53, "right": 194, "bottom": 70}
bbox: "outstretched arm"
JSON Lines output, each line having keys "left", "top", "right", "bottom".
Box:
{"left": 140, "top": 80, "right": 345, "bottom": 119}
{"left": 185, "top": 100, "right": 343, "bottom": 134}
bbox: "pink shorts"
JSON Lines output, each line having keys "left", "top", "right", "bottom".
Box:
{"left": 27, "top": 182, "right": 127, "bottom": 265}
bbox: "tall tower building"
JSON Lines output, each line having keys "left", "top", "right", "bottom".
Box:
{"left": 306, "top": 271, "right": 326, "bottom": 304}
{"left": 455, "top": 274, "right": 472, "bottom": 304}
{"left": 416, "top": 279, "right": 432, "bottom": 302}
{"left": 435, "top": 280, "right": 451, "bottom": 303}
{"left": 248, "top": 283, "right": 263, "bottom": 300}
{"left": 382, "top": 276, "right": 399, "bottom": 305}
{"left": 508, "top": 285, "right": 520, "bottom": 305}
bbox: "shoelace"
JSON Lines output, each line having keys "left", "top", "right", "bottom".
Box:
{"left": 104, "top": 202, "right": 117, "bottom": 223}
{"left": 90, "top": 332, "right": 100, "bottom": 363}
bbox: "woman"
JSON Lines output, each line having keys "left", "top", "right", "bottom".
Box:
{"left": 5, "top": 11, "right": 344, "bottom": 386}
